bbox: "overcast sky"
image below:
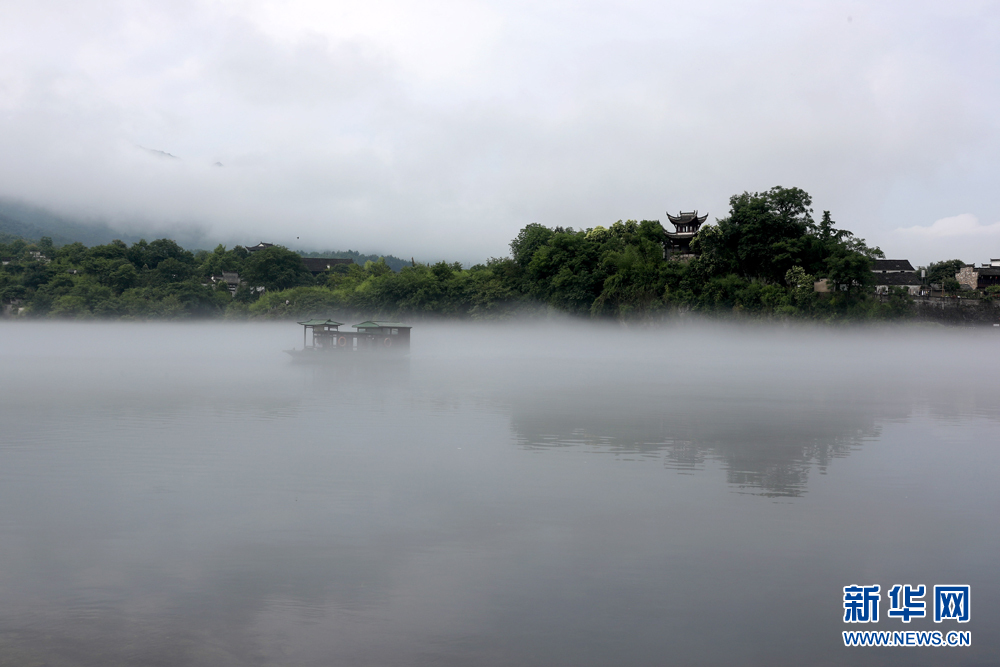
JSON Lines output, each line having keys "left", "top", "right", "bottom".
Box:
{"left": 1, "top": 0, "right": 998, "bottom": 265}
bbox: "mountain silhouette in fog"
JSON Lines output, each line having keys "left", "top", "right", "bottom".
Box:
{"left": 0, "top": 198, "right": 146, "bottom": 247}
{"left": 0, "top": 199, "right": 405, "bottom": 266}
{"left": 0, "top": 198, "right": 216, "bottom": 249}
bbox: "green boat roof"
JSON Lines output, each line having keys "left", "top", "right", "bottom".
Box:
{"left": 298, "top": 319, "right": 344, "bottom": 327}
{"left": 353, "top": 320, "right": 411, "bottom": 329}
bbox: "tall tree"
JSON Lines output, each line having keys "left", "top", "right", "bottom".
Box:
{"left": 240, "top": 246, "right": 314, "bottom": 291}
{"left": 708, "top": 186, "right": 814, "bottom": 283}
{"left": 926, "top": 259, "right": 965, "bottom": 285}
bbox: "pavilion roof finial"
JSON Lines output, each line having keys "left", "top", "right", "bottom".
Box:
{"left": 666, "top": 210, "right": 709, "bottom": 227}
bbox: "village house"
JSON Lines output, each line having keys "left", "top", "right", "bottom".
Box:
{"left": 871, "top": 259, "right": 921, "bottom": 295}
{"left": 872, "top": 259, "right": 915, "bottom": 273}
{"left": 815, "top": 258, "right": 922, "bottom": 294}
{"left": 874, "top": 272, "right": 923, "bottom": 295}
{"left": 202, "top": 271, "right": 243, "bottom": 296}
{"left": 956, "top": 260, "right": 1000, "bottom": 290}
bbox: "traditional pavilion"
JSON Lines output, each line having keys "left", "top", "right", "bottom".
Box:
{"left": 664, "top": 210, "right": 708, "bottom": 254}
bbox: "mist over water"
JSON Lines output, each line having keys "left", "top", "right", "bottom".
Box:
{"left": 0, "top": 321, "right": 997, "bottom": 666}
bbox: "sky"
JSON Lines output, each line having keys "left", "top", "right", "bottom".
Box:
{"left": 1, "top": 0, "right": 998, "bottom": 265}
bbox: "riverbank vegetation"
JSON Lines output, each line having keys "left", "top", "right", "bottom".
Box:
{"left": 0, "top": 186, "right": 950, "bottom": 322}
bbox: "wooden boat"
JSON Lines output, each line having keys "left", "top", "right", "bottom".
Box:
{"left": 285, "top": 319, "right": 411, "bottom": 362}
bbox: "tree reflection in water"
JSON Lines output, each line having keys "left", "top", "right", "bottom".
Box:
{"left": 510, "top": 389, "right": 891, "bottom": 497}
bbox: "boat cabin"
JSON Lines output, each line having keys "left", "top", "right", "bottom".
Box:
{"left": 352, "top": 321, "right": 411, "bottom": 350}
{"left": 298, "top": 319, "right": 345, "bottom": 350}
{"left": 295, "top": 319, "right": 412, "bottom": 354}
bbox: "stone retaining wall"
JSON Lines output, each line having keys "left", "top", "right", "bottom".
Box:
{"left": 908, "top": 295, "right": 1000, "bottom": 325}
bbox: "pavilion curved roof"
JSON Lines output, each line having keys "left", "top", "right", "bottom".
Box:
{"left": 298, "top": 319, "right": 344, "bottom": 327}
{"left": 666, "top": 211, "right": 708, "bottom": 225}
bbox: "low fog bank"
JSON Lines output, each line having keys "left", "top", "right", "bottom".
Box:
{"left": 55, "top": 316, "right": 993, "bottom": 499}
{"left": 3, "top": 319, "right": 998, "bottom": 419}
{"left": 413, "top": 319, "right": 1000, "bottom": 409}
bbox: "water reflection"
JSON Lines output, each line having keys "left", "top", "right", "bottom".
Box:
{"left": 508, "top": 390, "right": 880, "bottom": 496}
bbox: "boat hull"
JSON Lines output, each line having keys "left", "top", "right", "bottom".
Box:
{"left": 284, "top": 348, "right": 408, "bottom": 364}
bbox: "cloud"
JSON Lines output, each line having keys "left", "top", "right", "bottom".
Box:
{"left": 0, "top": 1, "right": 999, "bottom": 263}
{"left": 894, "top": 214, "right": 1000, "bottom": 239}
{"left": 886, "top": 214, "right": 1000, "bottom": 265}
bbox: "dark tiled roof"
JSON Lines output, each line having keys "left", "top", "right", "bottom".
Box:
{"left": 973, "top": 267, "right": 1000, "bottom": 276}
{"left": 872, "top": 259, "right": 915, "bottom": 272}
{"left": 666, "top": 211, "right": 708, "bottom": 225}
{"left": 874, "top": 272, "right": 921, "bottom": 286}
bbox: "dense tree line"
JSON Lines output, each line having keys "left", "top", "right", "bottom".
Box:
{"left": 0, "top": 238, "right": 316, "bottom": 318}
{"left": 0, "top": 186, "right": 949, "bottom": 321}
{"left": 299, "top": 249, "right": 410, "bottom": 272}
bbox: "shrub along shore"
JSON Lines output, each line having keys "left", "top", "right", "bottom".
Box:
{"left": 0, "top": 187, "right": 983, "bottom": 322}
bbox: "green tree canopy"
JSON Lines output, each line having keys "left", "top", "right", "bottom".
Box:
{"left": 692, "top": 188, "right": 881, "bottom": 291}
{"left": 240, "top": 246, "right": 314, "bottom": 291}
{"left": 126, "top": 238, "right": 194, "bottom": 269}
{"left": 926, "top": 259, "right": 965, "bottom": 285}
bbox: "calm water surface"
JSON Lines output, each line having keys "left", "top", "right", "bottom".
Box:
{"left": 0, "top": 321, "right": 997, "bottom": 666}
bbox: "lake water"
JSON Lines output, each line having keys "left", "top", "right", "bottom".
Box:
{"left": 0, "top": 321, "right": 997, "bottom": 666}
